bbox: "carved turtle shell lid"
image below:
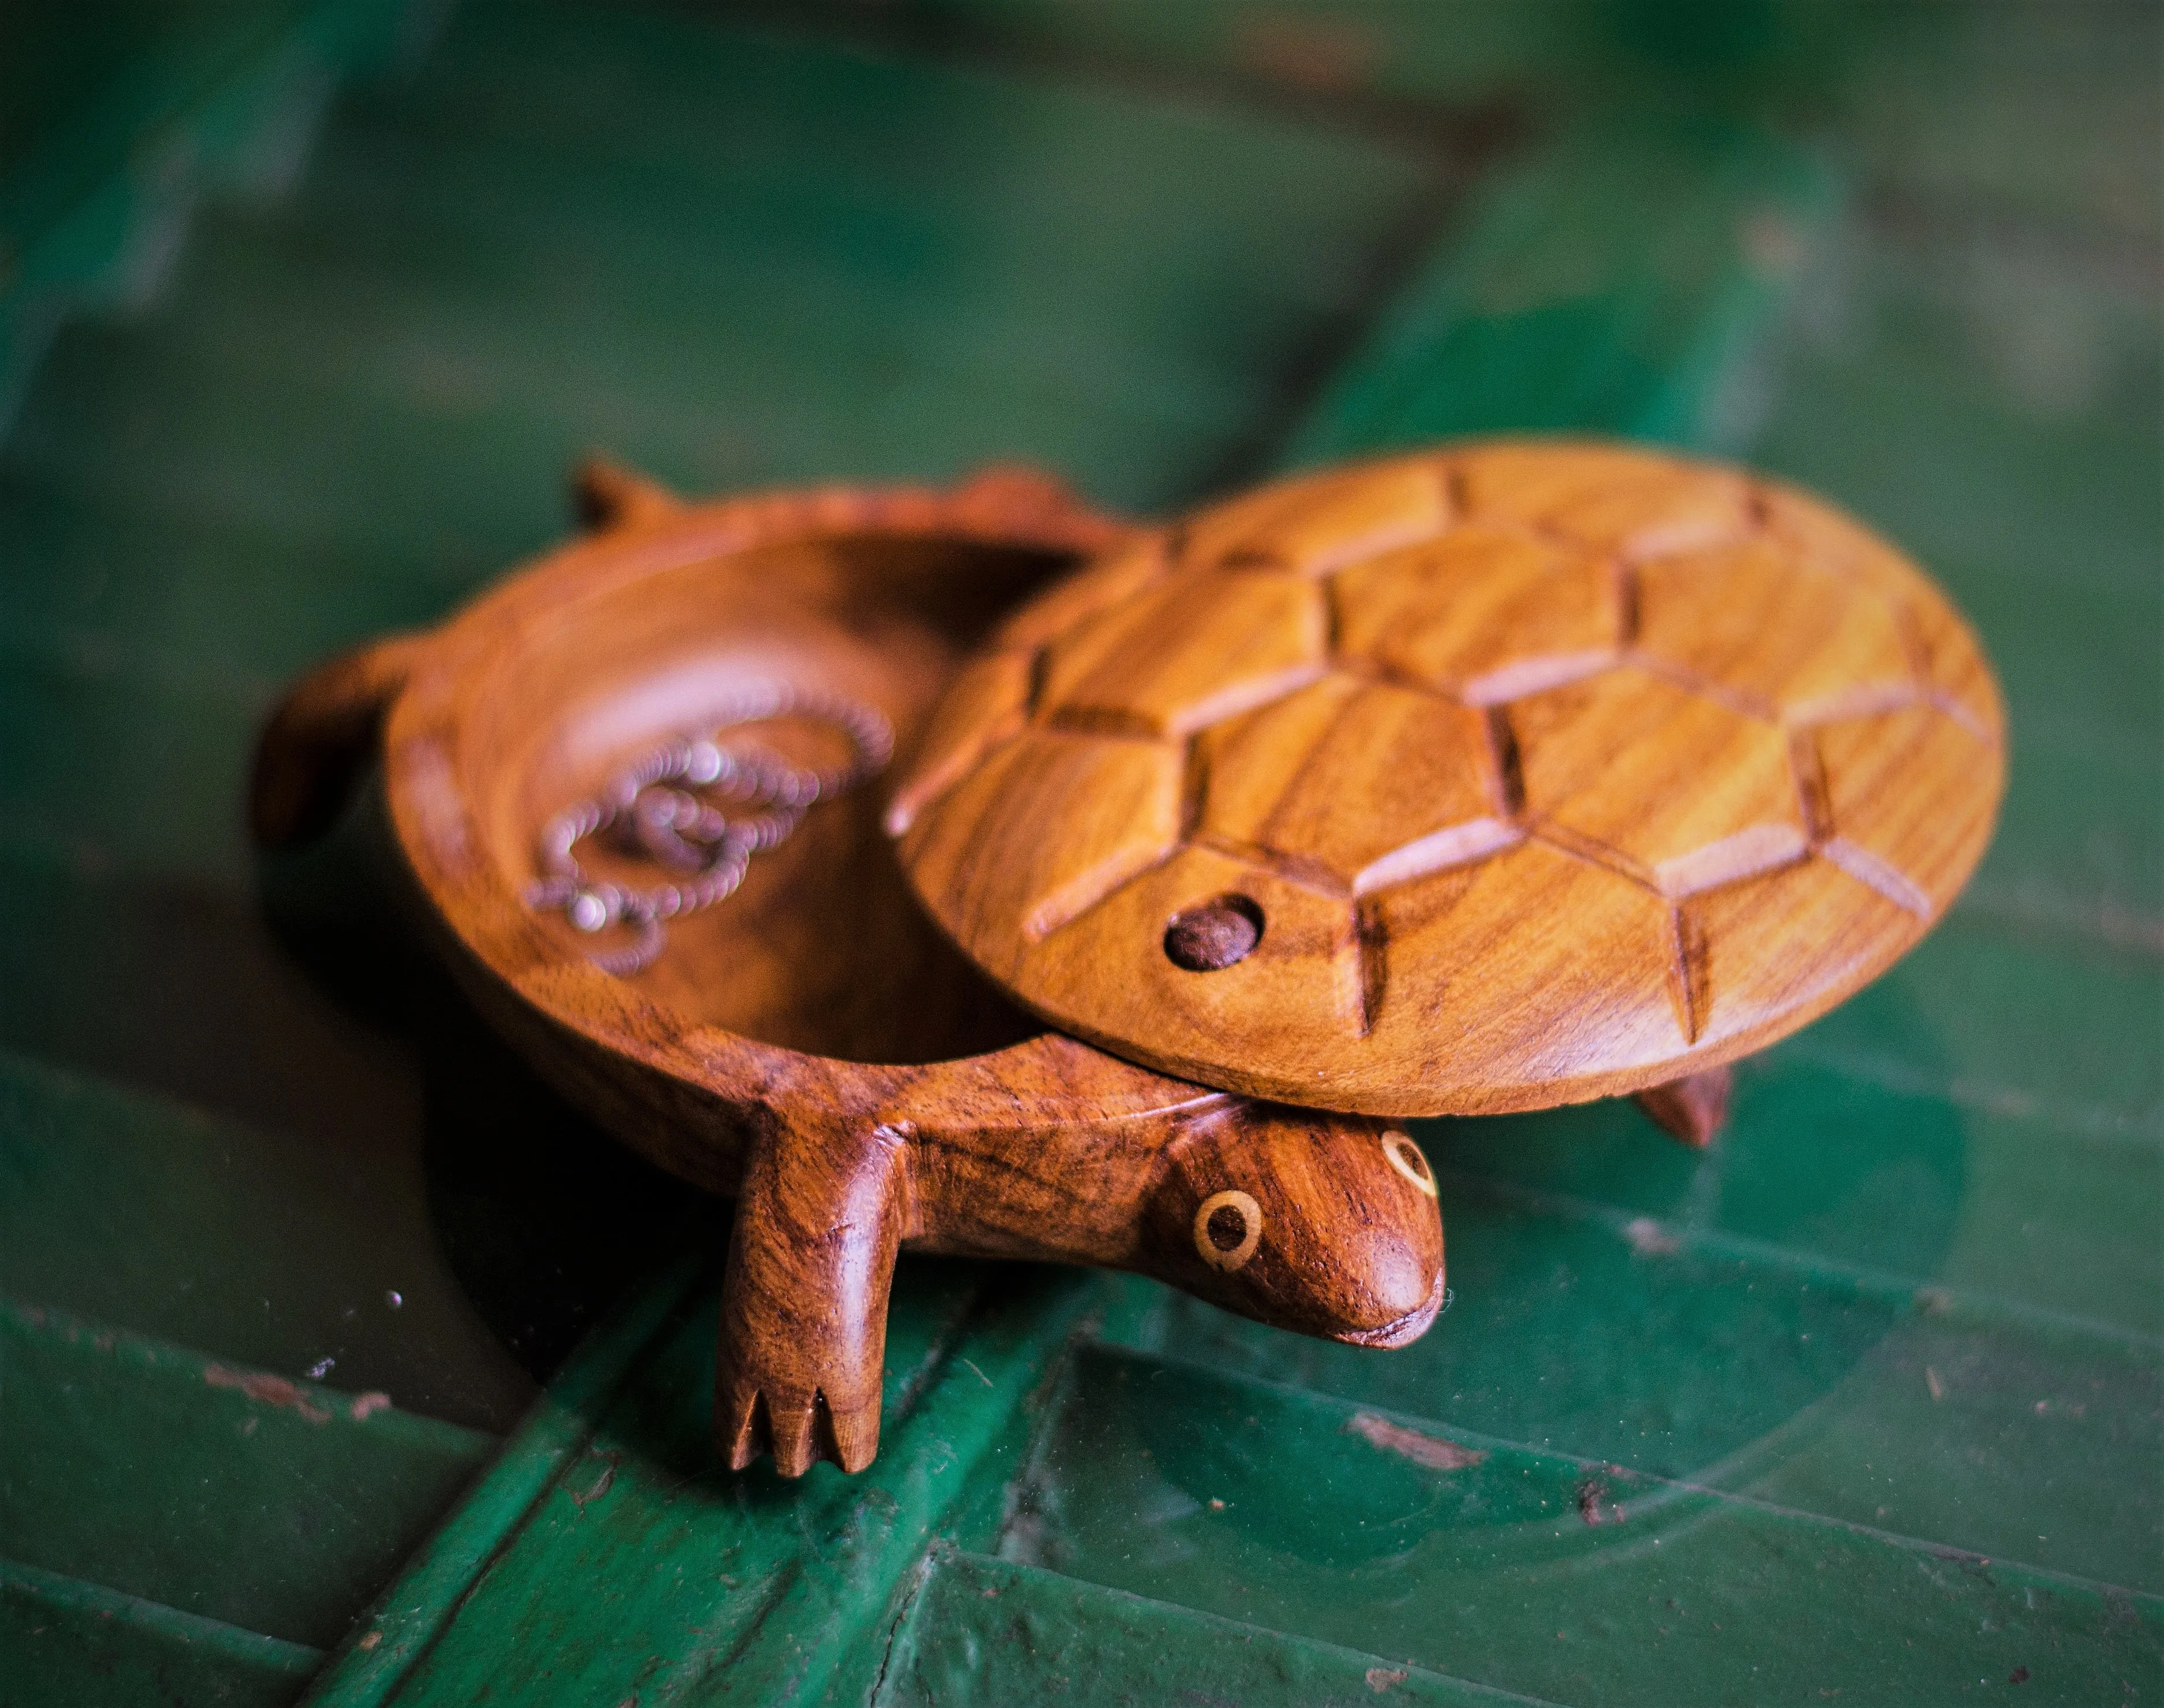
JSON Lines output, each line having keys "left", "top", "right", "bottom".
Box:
{"left": 888, "top": 438, "right": 2006, "bottom": 1118}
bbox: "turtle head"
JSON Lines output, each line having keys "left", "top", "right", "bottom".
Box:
{"left": 1138, "top": 1104, "right": 1445, "bottom": 1348}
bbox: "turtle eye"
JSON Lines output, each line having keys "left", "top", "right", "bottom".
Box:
{"left": 1164, "top": 894, "right": 1264, "bottom": 972}
{"left": 1381, "top": 1130, "right": 1437, "bottom": 1196}
{"left": 1193, "top": 1189, "right": 1262, "bottom": 1270}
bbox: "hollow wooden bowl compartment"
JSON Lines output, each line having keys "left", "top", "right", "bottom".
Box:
{"left": 427, "top": 533, "right": 1045, "bottom": 1069}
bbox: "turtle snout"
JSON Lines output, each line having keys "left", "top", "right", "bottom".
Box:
{"left": 1328, "top": 1225, "right": 1447, "bottom": 1347}
{"left": 1334, "top": 1127, "right": 1447, "bottom": 1344}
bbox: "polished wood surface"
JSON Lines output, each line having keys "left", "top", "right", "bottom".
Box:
{"left": 252, "top": 467, "right": 1446, "bottom": 1476}
{"left": 895, "top": 439, "right": 2005, "bottom": 1117}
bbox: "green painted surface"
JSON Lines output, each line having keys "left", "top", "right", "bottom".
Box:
{"left": 0, "top": 1298, "right": 493, "bottom": 1647}
{"left": 0, "top": 1024, "right": 672, "bottom": 1430}
{"left": 0, "top": 0, "right": 423, "bottom": 427}
{"left": 1442, "top": 1054, "right": 2161, "bottom": 1338}
{"left": 1284, "top": 115, "right": 1835, "bottom": 463}
{"left": 0, "top": 0, "right": 2155, "bottom": 1703}
{"left": 312, "top": 1258, "right": 1090, "bottom": 1707}
{"left": 1007, "top": 1345, "right": 2159, "bottom": 1707}
{"left": 882, "top": 0, "right": 1860, "bottom": 120}
{"left": 877, "top": 1549, "right": 1529, "bottom": 1707}
{"left": 901, "top": 1, "right": 2159, "bottom": 249}
{"left": 304, "top": 1238, "right": 712, "bottom": 1707}
{"left": 1, "top": 1557, "right": 322, "bottom": 1708}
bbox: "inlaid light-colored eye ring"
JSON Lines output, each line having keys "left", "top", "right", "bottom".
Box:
{"left": 1193, "top": 1189, "right": 1262, "bottom": 1271}
{"left": 1381, "top": 1130, "right": 1437, "bottom": 1197}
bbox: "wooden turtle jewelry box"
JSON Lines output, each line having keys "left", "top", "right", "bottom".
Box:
{"left": 251, "top": 441, "right": 2003, "bottom": 1478}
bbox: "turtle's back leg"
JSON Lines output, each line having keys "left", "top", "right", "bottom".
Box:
{"left": 1634, "top": 1065, "right": 1734, "bottom": 1147}
{"left": 715, "top": 1114, "right": 911, "bottom": 1476}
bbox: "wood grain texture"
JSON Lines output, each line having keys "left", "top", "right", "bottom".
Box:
{"left": 251, "top": 466, "right": 1445, "bottom": 1476}
{"left": 895, "top": 438, "right": 2006, "bottom": 1117}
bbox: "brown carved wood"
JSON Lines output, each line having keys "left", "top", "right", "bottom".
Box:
{"left": 1633, "top": 1063, "right": 1734, "bottom": 1148}
{"left": 893, "top": 440, "right": 2006, "bottom": 1119}
{"left": 252, "top": 466, "right": 1448, "bottom": 1477}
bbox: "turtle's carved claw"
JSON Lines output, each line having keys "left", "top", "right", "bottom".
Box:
{"left": 716, "top": 1380, "right": 878, "bottom": 1479}
{"left": 714, "top": 1116, "right": 910, "bottom": 1477}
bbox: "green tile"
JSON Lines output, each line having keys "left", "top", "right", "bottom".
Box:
{"left": 899, "top": 0, "right": 1854, "bottom": 118}
{"left": 1429, "top": 1053, "right": 2163, "bottom": 1337}
{"left": 1938, "top": 570, "right": 2160, "bottom": 762}
{"left": 0, "top": 0, "right": 420, "bottom": 428}
{"left": 0, "top": 947, "right": 681, "bottom": 1435}
{"left": 0, "top": 652, "right": 261, "bottom": 887}
{"left": 1838, "top": 2, "right": 2161, "bottom": 244}
{"left": 1, "top": 1557, "right": 321, "bottom": 1708}
{"left": 0, "top": 828, "right": 430, "bottom": 1148}
{"left": 1758, "top": 248, "right": 2160, "bottom": 604}
{"left": 1966, "top": 722, "right": 2164, "bottom": 939}
{"left": 1786, "top": 919, "right": 2163, "bottom": 1138}
{"left": 0, "top": 1037, "right": 528, "bottom": 1431}
{"left": 0, "top": 5, "right": 293, "bottom": 184}
{"left": 0, "top": 472, "right": 458, "bottom": 687}
{"left": 294, "top": 1242, "right": 709, "bottom": 1708}
{"left": 1287, "top": 114, "right": 1835, "bottom": 462}
{"left": 877, "top": 1548, "right": 1525, "bottom": 1707}
{"left": 1714, "top": 1300, "right": 2163, "bottom": 1596}
{"left": 1008, "top": 1345, "right": 2163, "bottom": 1706}
{"left": 314, "top": 1260, "right": 1092, "bottom": 1707}
{"left": 5, "top": 0, "right": 1443, "bottom": 551}
{"left": 0, "top": 1298, "right": 493, "bottom": 1647}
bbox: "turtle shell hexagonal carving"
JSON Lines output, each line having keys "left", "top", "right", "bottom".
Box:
{"left": 892, "top": 438, "right": 2005, "bottom": 1117}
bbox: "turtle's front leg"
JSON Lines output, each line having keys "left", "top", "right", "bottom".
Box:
{"left": 714, "top": 1113, "right": 912, "bottom": 1476}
